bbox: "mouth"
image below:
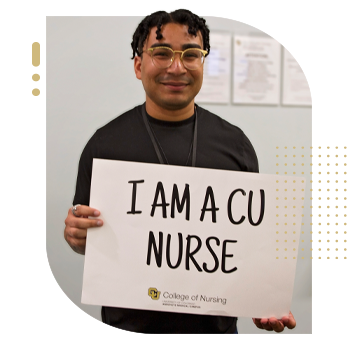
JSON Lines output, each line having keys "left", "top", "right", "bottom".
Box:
{"left": 161, "top": 81, "right": 189, "bottom": 91}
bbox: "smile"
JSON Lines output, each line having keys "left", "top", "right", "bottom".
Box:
{"left": 161, "top": 82, "right": 188, "bottom": 91}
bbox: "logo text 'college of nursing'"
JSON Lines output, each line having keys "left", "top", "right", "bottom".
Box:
{"left": 148, "top": 288, "right": 161, "bottom": 300}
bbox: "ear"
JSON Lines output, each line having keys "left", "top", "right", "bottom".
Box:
{"left": 134, "top": 56, "right": 142, "bottom": 80}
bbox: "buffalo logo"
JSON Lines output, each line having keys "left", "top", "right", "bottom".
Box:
{"left": 148, "top": 288, "right": 161, "bottom": 300}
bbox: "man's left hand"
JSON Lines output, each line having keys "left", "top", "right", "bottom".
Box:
{"left": 252, "top": 311, "right": 296, "bottom": 332}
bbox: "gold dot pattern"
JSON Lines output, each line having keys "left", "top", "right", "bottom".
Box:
{"left": 276, "top": 146, "right": 313, "bottom": 260}
{"left": 313, "top": 146, "right": 348, "bottom": 260}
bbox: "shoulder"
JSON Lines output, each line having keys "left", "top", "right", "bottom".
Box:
{"left": 196, "top": 105, "right": 259, "bottom": 173}
{"left": 94, "top": 105, "right": 143, "bottom": 137}
{"left": 80, "top": 104, "right": 152, "bottom": 162}
{"left": 196, "top": 105, "right": 250, "bottom": 140}
{"left": 84, "top": 104, "right": 144, "bottom": 147}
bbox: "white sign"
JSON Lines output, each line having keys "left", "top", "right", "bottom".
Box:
{"left": 195, "top": 32, "right": 231, "bottom": 104}
{"left": 282, "top": 47, "right": 312, "bottom": 106}
{"left": 82, "top": 159, "right": 305, "bottom": 318}
{"left": 233, "top": 35, "right": 281, "bottom": 105}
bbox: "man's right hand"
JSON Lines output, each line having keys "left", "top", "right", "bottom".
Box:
{"left": 64, "top": 205, "right": 103, "bottom": 255}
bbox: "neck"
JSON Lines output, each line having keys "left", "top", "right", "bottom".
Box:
{"left": 145, "top": 98, "right": 195, "bottom": 122}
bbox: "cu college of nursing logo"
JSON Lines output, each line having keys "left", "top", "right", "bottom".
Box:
{"left": 148, "top": 287, "right": 161, "bottom": 300}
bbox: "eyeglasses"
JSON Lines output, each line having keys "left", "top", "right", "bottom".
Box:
{"left": 145, "top": 46, "right": 208, "bottom": 70}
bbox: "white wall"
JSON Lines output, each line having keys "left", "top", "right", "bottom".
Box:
{"left": 47, "top": 16, "right": 311, "bottom": 334}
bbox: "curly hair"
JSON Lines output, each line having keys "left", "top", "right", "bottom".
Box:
{"left": 131, "top": 9, "right": 210, "bottom": 59}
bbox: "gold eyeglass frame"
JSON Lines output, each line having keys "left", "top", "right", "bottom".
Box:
{"left": 146, "top": 46, "right": 208, "bottom": 70}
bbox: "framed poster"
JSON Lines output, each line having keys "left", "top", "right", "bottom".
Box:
{"left": 233, "top": 35, "right": 281, "bottom": 105}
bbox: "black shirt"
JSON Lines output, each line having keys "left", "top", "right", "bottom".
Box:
{"left": 73, "top": 104, "right": 259, "bottom": 333}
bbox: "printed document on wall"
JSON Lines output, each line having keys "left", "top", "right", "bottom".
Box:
{"left": 233, "top": 35, "right": 281, "bottom": 105}
{"left": 195, "top": 32, "right": 231, "bottom": 104}
{"left": 282, "top": 48, "right": 312, "bottom": 106}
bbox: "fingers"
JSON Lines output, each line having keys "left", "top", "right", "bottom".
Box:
{"left": 65, "top": 205, "right": 103, "bottom": 230}
{"left": 68, "top": 216, "right": 103, "bottom": 231}
{"left": 65, "top": 235, "right": 86, "bottom": 255}
{"left": 253, "top": 317, "right": 282, "bottom": 332}
{"left": 252, "top": 318, "right": 271, "bottom": 331}
{"left": 70, "top": 205, "right": 100, "bottom": 218}
{"left": 282, "top": 311, "right": 296, "bottom": 329}
{"left": 253, "top": 312, "right": 296, "bottom": 333}
{"left": 64, "top": 205, "right": 103, "bottom": 255}
{"left": 268, "top": 317, "right": 285, "bottom": 332}
{"left": 252, "top": 318, "right": 261, "bottom": 329}
{"left": 65, "top": 205, "right": 103, "bottom": 239}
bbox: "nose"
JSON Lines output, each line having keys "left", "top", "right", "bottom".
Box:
{"left": 166, "top": 52, "right": 187, "bottom": 74}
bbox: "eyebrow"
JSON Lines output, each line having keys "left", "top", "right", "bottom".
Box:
{"left": 150, "top": 43, "right": 202, "bottom": 50}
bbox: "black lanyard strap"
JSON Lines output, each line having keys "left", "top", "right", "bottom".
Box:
{"left": 142, "top": 103, "right": 198, "bottom": 167}
{"left": 192, "top": 106, "right": 198, "bottom": 167}
{"left": 142, "top": 104, "right": 164, "bottom": 164}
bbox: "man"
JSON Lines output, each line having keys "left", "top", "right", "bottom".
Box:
{"left": 64, "top": 9, "right": 296, "bottom": 333}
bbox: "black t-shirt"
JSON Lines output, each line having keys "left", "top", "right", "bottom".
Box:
{"left": 73, "top": 104, "right": 259, "bottom": 333}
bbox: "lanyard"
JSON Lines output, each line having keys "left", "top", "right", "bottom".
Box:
{"left": 142, "top": 103, "right": 198, "bottom": 167}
